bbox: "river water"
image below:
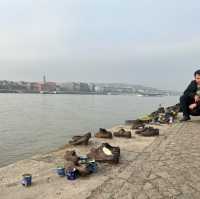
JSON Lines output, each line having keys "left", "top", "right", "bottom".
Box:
{"left": 0, "top": 94, "right": 179, "bottom": 167}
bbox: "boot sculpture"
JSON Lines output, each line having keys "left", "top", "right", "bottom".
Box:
{"left": 69, "top": 132, "right": 91, "bottom": 145}
{"left": 87, "top": 143, "right": 120, "bottom": 164}
{"left": 95, "top": 128, "right": 112, "bottom": 139}
{"left": 113, "top": 128, "right": 131, "bottom": 138}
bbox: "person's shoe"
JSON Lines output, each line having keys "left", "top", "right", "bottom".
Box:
{"left": 95, "top": 128, "right": 113, "bottom": 139}
{"left": 87, "top": 143, "right": 120, "bottom": 164}
{"left": 180, "top": 116, "right": 191, "bottom": 122}
{"left": 113, "top": 128, "right": 132, "bottom": 138}
{"left": 69, "top": 132, "right": 91, "bottom": 145}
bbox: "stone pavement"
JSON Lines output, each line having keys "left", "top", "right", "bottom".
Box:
{"left": 86, "top": 120, "right": 200, "bottom": 199}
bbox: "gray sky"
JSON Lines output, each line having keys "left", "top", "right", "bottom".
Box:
{"left": 0, "top": 0, "right": 200, "bottom": 91}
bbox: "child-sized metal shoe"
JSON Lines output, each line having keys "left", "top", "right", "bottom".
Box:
{"left": 64, "top": 151, "right": 95, "bottom": 177}
{"left": 64, "top": 150, "right": 79, "bottom": 165}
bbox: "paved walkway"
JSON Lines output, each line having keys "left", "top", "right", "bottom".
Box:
{"left": 87, "top": 120, "right": 200, "bottom": 199}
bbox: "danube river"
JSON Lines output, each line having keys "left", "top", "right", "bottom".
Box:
{"left": 0, "top": 94, "right": 179, "bottom": 167}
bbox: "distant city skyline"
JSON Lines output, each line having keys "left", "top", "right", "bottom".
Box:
{"left": 0, "top": 76, "right": 190, "bottom": 92}
{"left": 0, "top": 79, "right": 180, "bottom": 96}
{"left": 0, "top": 0, "right": 200, "bottom": 91}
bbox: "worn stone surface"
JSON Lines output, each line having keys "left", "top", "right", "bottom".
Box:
{"left": 1, "top": 120, "right": 200, "bottom": 199}
{"left": 86, "top": 119, "right": 200, "bottom": 199}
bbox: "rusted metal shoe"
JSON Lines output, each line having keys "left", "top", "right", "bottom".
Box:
{"left": 64, "top": 151, "right": 93, "bottom": 177}
{"left": 95, "top": 128, "right": 113, "bottom": 139}
{"left": 126, "top": 119, "right": 145, "bottom": 129}
{"left": 69, "top": 132, "right": 91, "bottom": 145}
{"left": 113, "top": 128, "right": 131, "bottom": 138}
{"left": 87, "top": 143, "right": 120, "bottom": 164}
{"left": 135, "top": 126, "right": 147, "bottom": 134}
{"left": 131, "top": 122, "right": 145, "bottom": 130}
{"left": 140, "top": 127, "right": 159, "bottom": 137}
{"left": 64, "top": 150, "right": 79, "bottom": 165}
{"left": 166, "top": 103, "right": 180, "bottom": 113}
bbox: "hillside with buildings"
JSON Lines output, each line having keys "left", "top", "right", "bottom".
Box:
{"left": 0, "top": 78, "right": 181, "bottom": 96}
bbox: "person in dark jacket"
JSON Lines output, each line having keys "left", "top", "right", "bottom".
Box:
{"left": 180, "top": 70, "right": 200, "bottom": 121}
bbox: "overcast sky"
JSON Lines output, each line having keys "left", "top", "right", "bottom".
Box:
{"left": 0, "top": 0, "right": 200, "bottom": 91}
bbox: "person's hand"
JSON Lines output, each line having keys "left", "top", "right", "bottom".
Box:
{"left": 189, "top": 103, "right": 197, "bottom": 110}
{"left": 194, "top": 95, "right": 200, "bottom": 102}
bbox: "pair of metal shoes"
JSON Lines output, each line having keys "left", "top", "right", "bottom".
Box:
{"left": 69, "top": 132, "right": 91, "bottom": 145}
{"left": 135, "top": 126, "right": 159, "bottom": 137}
{"left": 87, "top": 143, "right": 120, "bottom": 164}
{"left": 95, "top": 128, "right": 113, "bottom": 139}
{"left": 113, "top": 128, "right": 132, "bottom": 138}
{"left": 64, "top": 150, "right": 96, "bottom": 177}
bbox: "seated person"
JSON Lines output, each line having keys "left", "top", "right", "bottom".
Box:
{"left": 180, "top": 70, "right": 200, "bottom": 121}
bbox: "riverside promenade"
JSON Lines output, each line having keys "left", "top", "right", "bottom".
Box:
{"left": 88, "top": 119, "right": 200, "bottom": 199}
{"left": 1, "top": 119, "right": 200, "bottom": 199}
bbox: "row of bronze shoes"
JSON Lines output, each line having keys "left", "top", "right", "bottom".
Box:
{"left": 68, "top": 128, "right": 131, "bottom": 146}
{"left": 68, "top": 125, "right": 159, "bottom": 147}
{"left": 126, "top": 103, "right": 180, "bottom": 126}
{"left": 65, "top": 126, "right": 159, "bottom": 177}
{"left": 129, "top": 121, "right": 160, "bottom": 136}
{"left": 63, "top": 103, "right": 180, "bottom": 178}
{"left": 149, "top": 103, "right": 180, "bottom": 124}
{"left": 65, "top": 129, "right": 123, "bottom": 177}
